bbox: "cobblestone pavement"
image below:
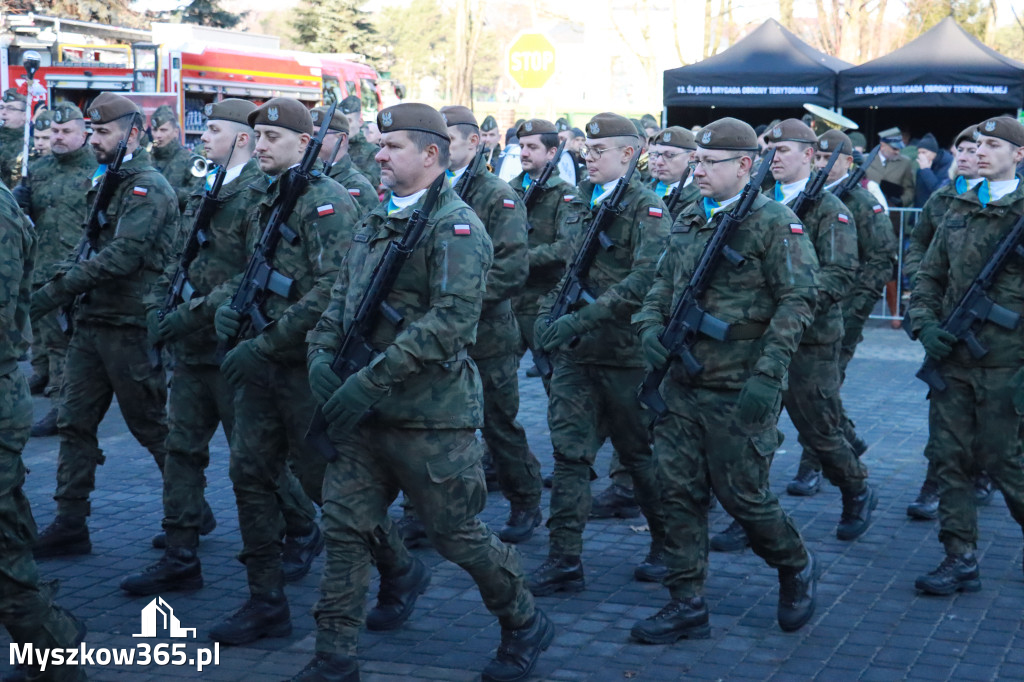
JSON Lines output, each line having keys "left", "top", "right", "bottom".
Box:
{"left": 6, "top": 324, "right": 1024, "bottom": 681}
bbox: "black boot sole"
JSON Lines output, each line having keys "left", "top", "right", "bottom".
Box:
{"left": 906, "top": 504, "right": 939, "bottom": 521}
{"left": 481, "top": 614, "right": 555, "bottom": 682}
{"left": 914, "top": 577, "right": 982, "bottom": 595}
{"left": 836, "top": 488, "right": 879, "bottom": 541}
{"left": 630, "top": 621, "right": 711, "bottom": 644}
{"left": 528, "top": 577, "right": 585, "bottom": 597}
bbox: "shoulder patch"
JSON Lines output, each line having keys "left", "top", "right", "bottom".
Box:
{"left": 132, "top": 186, "right": 148, "bottom": 197}
{"left": 563, "top": 194, "right": 575, "bottom": 202}
{"left": 347, "top": 188, "right": 361, "bottom": 196}
{"left": 789, "top": 223, "right": 804, "bottom": 234}
{"left": 872, "top": 204, "right": 884, "bottom": 214}
{"left": 317, "top": 204, "right": 335, "bottom": 217}
{"left": 837, "top": 213, "right": 849, "bottom": 223}
{"left": 648, "top": 206, "right": 663, "bottom": 218}
{"left": 453, "top": 224, "right": 472, "bottom": 236}
{"left": 502, "top": 198, "right": 515, "bottom": 209}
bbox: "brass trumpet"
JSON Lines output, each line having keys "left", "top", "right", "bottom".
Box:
{"left": 189, "top": 153, "right": 215, "bottom": 178}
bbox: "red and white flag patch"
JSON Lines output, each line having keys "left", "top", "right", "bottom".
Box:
{"left": 132, "top": 186, "right": 148, "bottom": 196}
{"left": 453, "top": 224, "right": 472, "bottom": 235}
{"left": 837, "top": 213, "right": 849, "bottom": 224}
{"left": 317, "top": 204, "right": 335, "bottom": 217}
{"left": 502, "top": 198, "right": 515, "bottom": 209}
{"left": 789, "top": 223, "right": 804, "bottom": 234}
{"left": 873, "top": 204, "right": 885, "bottom": 214}
{"left": 649, "top": 207, "right": 664, "bottom": 218}
{"left": 347, "top": 188, "right": 361, "bottom": 197}
{"left": 563, "top": 194, "right": 575, "bottom": 202}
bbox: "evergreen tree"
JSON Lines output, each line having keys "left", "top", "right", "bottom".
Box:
{"left": 291, "top": 0, "right": 376, "bottom": 56}
{"left": 177, "top": 0, "right": 244, "bottom": 29}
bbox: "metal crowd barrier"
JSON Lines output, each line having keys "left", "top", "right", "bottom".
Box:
{"left": 870, "top": 206, "right": 922, "bottom": 322}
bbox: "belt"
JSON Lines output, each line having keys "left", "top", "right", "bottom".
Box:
{"left": 480, "top": 299, "right": 512, "bottom": 319}
{"left": 440, "top": 348, "right": 469, "bottom": 368}
{"left": 726, "top": 322, "right": 769, "bottom": 341}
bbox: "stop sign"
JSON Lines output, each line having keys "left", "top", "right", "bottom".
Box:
{"left": 507, "top": 33, "right": 556, "bottom": 89}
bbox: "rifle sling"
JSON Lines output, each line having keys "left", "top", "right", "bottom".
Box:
{"left": 726, "top": 322, "right": 769, "bottom": 341}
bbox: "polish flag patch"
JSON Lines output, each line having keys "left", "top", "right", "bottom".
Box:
{"left": 317, "top": 204, "right": 335, "bottom": 217}
{"left": 837, "top": 213, "right": 849, "bottom": 223}
{"left": 347, "top": 188, "right": 361, "bottom": 197}
{"left": 563, "top": 195, "right": 575, "bottom": 202}
{"left": 649, "top": 207, "right": 664, "bottom": 218}
{"left": 453, "top": 224, "right": 472, "bottom": 236}
{"left": 873, "top": 204, "right": 885, "bottom": 214}
{"left": 789, "top": 223, "right": 804, "bottom": 234}
{"left": 132, "top": 186, "right": 148, "bottom": 196}
{"left": 503, "top": 198, "right": 515, "bottom": 209}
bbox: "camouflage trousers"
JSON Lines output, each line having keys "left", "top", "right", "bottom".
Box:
{"left": 29, "top": 290, "right": 69, "bottom": 407}
{"left": 163, "top": 362, "right": 317, "bottom": 549}
{"left": 929, "top": 364, "right": 1024, "bottom": 554}
{"left": 654, "top": 380, "right": 808, "bottom": 598}
{"left": 315, "top": 426, "right": 534, "bottom": 657}
{"left": 0, "top": 369, "right": 86, "bottom": 681}
{"left": 546, "top": 356, "right": 664, "bottom": 556}
{"left": 786, "top": 342, "right": 868, "bottom": 489}
{"left": 55, "top": 323, "right": 167, "bottom": 518}
{"left": 230, "top": 361, "right": 326, "bottom": 596}
{"left": 515, "top": 308, "right": 550, "bottom": 394}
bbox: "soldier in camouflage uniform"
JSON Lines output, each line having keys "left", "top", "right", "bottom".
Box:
{"left": 909, "top": 116, "right": 1024, "bottom": 596}
{"left": 295, "top": 101, "right": 551, "bottom": 682}
{"left": 207, "top": 98, "right": 359, "bottom": 645}
{"left": 310, "top": 106, "right": 379, "bottom": 216}
{"left": 339, "top": 95, "right": 381, "bottom": 190}
{"left": 649, "top": 126, "right": 699, "bottom": 220}
{"left": 0, "top": 180, "right": 88, "bottom": 682}
{"left": 150, "top": 105, "right": 200, "bottom": 212}
{"left": 28, "top": 93, "right": 179, "bottom": 559}
{"left": 31, "top": 110, "right": 52, "bottom": 158}
{"left": 480, "top": 114, "right": 502, "bottom": 170}
{"left": 528, "top": 112, "right": 670, "bottom": 595}
{"left": 0, "top": 89, "right": 27, "bottom": 188}
{"left": 631, "top": 117, "right": 820, "bottom": 642}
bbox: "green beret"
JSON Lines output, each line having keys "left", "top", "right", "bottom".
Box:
{"left": 440, "top": 105, "right": 478, "bottom": 128}
{"left": 34, "top": 110, "right": 52, "bottom": 131}
{"left": 377, "top": 102, "right": 450, "bottom": 141}
{"left": 205, "top": 99, "right": 256, "bottom": 127}
{"left": 976, "top": 117, "right": 1024, "bottom": 147}
{"left": 652, "top": 126, "right": 695, "bottom": 150}
{"left": 816, "top": 129, "right": 853, "bottom": 155}
{"left": 87, "top": 92, "right": 141, "bottom": 125}
{"left": 848, "top": 131, "right": 867, "bottom": 149}
{"left": 51, "top": 103, "right": 83, "bottom": 124}
{"left": 585, "top": 112, "right": 639, "bottom": 140}
{"left": 765, "top": 118, "right": 817, "bottom": 145}
{"left": 151, "top": 105, "right": 178, "bottom": 129}
{"left": 696, "top": 117, "right": 758, "bottom": 152}
{"left": 516, "top": 118, "right": 556, "bottom": 138}
{"left": 640, "top": 114, "right": 658, "bottom": 129}
{"left": 247, "top": 97, "right": 313, "bottom": 136}
{"left": 629, "top": 118, "right": 646, "bottom": 137}
{"left": 2, "top": 88, "right": 25, "bottom": 104}
{"left": 555, "top": 117, "right": 570, "bottom": 132}
{"left": 480, "top": 115, "right": 498, "bottom": 131}
{"left": 878, "top": 126, "right": 904, "bottom": 149}
{"left": 954, "top": 125, "right": 978, "bottom": 148}
{"left": 339, "top": 96, "right": 361, "bottom": 115}
{"left": 311, "top": 105, "right": 349, "bottom": 134}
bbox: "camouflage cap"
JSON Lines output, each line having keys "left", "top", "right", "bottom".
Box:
{"left": 696, "top": 117, "right": 758, "bottom": 152}
{"left": 205, "top": 98, "right": 256, "bottom": 127}
{"left": 975, "top": 116, "right": 1024, "bottom": 147}
{"left": 376, "top": 102, "right": 450, "bottom": 141}
{"left": 878, "top": 126, "right": 904, "bottom": 149}
{"left": 480, "top": 115, "right": 498, "bottom": 131}
{"left": 954, "top": 124, "right": 978, "bottom": 148}
{"left": 339, "top": 95, "right": 361, "bottom": 114}
{"left": 516, "top": 118, "right": 556, "bottom": 138}
{"left": 34, "top": 109, "right": 52, "bottom": 131}
{"left": 87, "top": 92, "right": 141, "bottom": 125}
{"left": 652, "top": 126, "right": 696, "bottom": 150}
{"left": 247, "top": 97, "right": 313, "bottom": 135}
{"left": 311, "top": 105, "right": 349, "bottom": 134}
{"left": 2, "top": 88, "right": 26, "bottom": 104}
{"left": 816, "top": 129, "right": 853, "bottom": 155}
{"left": 51, "top": 103, "right": 84, "bottom": 124}
{"left": 640, "top": 113, "right": 659, "bottom": 129}
{"left": 151, "top": 104, "right": 178, "bottom": 129}
{"left": 848, "top": 131, "right": 867, "bottom": 149}
{"left": 585, "top": 112, "right": 638, "bottom": 140}
{"left": 439, "top": 105, "right": 478, "bottom": 128}
{"left": 765, "top": 118, "right": 817, "bottom": 145}
{"left": 555, "top": 117, "right": 571, "bottom": 132}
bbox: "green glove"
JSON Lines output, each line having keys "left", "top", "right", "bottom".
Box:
{"left": 640, "top": 325, "right": 669, "bottom": 372}
{"left": 536, "top": 314, "right": 579, "bottom": 352}
{"left": 308, "top": 352, "right": 343, "bottom": 405}
{"left": 145, "top": 309, "right": 162, "bottom": 348}
{"left": 1012, "top": 367, "right": 1024, "bottom": 415}
{"left": 30, "top": 285, "right": 62, "bottom": 321}
{"left": 214, "top": 304, "right": 243, "bottom": 342}
{"left": 918, "top": 323, "right": 957, "bottom": 360}
{"left": 735, "top": 373, "right": 782, "bottom": 427}
{"left": 157, "top": 303, "right": 202, "bottom": 343}
{"left": 323, "top": 369, "right": 388, "bottom": 433}
{"left": 220, "top": 339, "right": 266, "bottom": 387}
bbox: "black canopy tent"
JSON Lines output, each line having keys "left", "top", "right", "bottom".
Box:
{"left": 663, "top": 19, "right": 851, "bottom": 129}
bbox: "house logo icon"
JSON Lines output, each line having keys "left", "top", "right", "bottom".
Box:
{"left": 133, "top": 597, "right": 197, "bottom": 639}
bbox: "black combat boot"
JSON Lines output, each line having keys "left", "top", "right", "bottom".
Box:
{"left": 287, "top": 653, "right": 360, "bottom": 681}
{"left": 527, "top": 555, "right": 584, "bottom": 596}
{"left": 283, "top": 524, "right": 325, "bottom": 582}
{"left": 27, "top": 373, "right": 48, "bottom": 396}
{"left": 396, "top": 512, "right": 430, "bottom": 549}
{"left": 498, "top": 506, "right": 542, "bottom": 544}
{"left": 366, "top": 556, "right": 431, "bottom": 631}
{"left": 589, "top": 483, "right": 640, "bottom": 519}
{"left": 481, "top": 610, "right": 554, "bottom": 682}
{"left": 907, "top": 480, "right": 939, "bottom": 520}
{"left": 542, "top": 473, "right": 553, "bottom": 489}
{"left": 30, "top": 408, "right": 58, "bottom": 438}
{"left": 836, "top": 483, "right": 877, "bottom": 541}
{"left": 633, "top": 542, "right": 667, "bottom": 583}
{"left": 778, "top": 553, "right": 817, "bottom": 632}
{"left": 630, "top": 597, "right": 710, "bottom": 643}
{"left": 915, "top": 553, "right": 981, "bottom": 595}
{"left": 34, "top": 516, "right": 91, "bottom": 559}
{"left": 152, "top": 500, "right": 217, "bottom": 549}
{"left": 851, "top": 435, "right": 868, "bottom": 457}
{"left": 120, "top": 547, "right": 203, "bottom": 596}
{"left": 786, "top": 464, "right": 821, "bottom": 497}
{"left": 974, "top": 472, "right": 994, "bottom": 505}
{"left": 209, "top": 591, "right": 291, "bottom": 645}
{"left": 710, "top": 518, "right": 749, "bottom": 552}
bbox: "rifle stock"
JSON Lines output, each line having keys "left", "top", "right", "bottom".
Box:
{"left": 833, "top": 145, "right": 881, "bottom": 202}
{"left": 789, "top": 147, "right": 840, "bottom": 220}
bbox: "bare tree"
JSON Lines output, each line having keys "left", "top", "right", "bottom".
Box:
{"left": 451, "top": 0, "right": 486, "bottom": 105}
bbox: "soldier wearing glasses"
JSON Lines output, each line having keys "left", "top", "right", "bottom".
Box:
{"left": 648, "top": 126, "right": 700, "bottom": 220}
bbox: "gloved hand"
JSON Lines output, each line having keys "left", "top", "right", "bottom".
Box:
{"left": 145, "top": 309, "right": 162, "bottom": 348}
{"left": 536, "top": 314, "right": 581, "bottom": 352}
{"left": 30, "top": 285, "right": 62, "bottom": 321}
{"left": 1012, "top": 367, "right": 1024, "bottom": 414}
{"left": 214, "top": 304, "right": 243, "bottom": 342}
{"left": 157, "top": 303, "right": 202, "bottom": 343}
{"left": 12, "top": 183, "right": 30, "bottom": 212}
{"left": 640, "top": 325, "right": 669, "bottom": 372}
{"left": 323, "top": 369, "right": 388, "bottom": 433}
{"left": 735, "top": 373, "right": 782, "bottom": 427}
{"left": 308, "top": 352, "right": 343, "bottom": 405}
{"left": 220, "top": 339, "right": 266, "bottom": 387}
{"left": 918, "top": 323, "right": 957, "bottom": 360}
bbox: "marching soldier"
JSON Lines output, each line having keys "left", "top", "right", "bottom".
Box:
{"left": 311, "top": 105, "right": 379, "bottom": 216}
{"left": 31, "top": 109, "right": 52, "bottom": 158}
{"left": 149, "top": 104, "right": 200, "bottom": 212}
{"left": 0, "top": 89, "right": 27, "bottom": 187}
{"left": 648, "top": 126, "right": 700, "bottom": 220}
{"left": 339, "top": 95, "right": 381, "bottom": 189}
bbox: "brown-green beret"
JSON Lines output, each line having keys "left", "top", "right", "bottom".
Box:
{"left": 765, "top": 118, "right": 817, "bottom": 145}
{"left": 377, "top": 102, "right": 450, "bottom": 141}
{"left": 34, "top": 110, "right": 52, "bottom": 131}
{"left": 954, "top": 125, "right": 978, "bottom": 148}
{"left": 205, "top": 99, "right": 256, "bottom": 127}
{"left": 339, "top": 95, "right": 361, "bottom": 115}
{"left": 87, "top": 92, "right": 141, "bottom": 125}
{"left": 2, "top": 88, "right": 25, "bottom": 104}
{"left": 440, "top": 105, "right": 478, "bottom": 128}
{"left": 975, "top": 117, "right": 1024, "bottom": 147}
{"left": 151, "top": 105, "right": 178, "bottom": 129}
{"left": 586, "top": 112, "right": 639, "bottom": 140}
{"left": 516, "top": 118, "right": 556, "bottom": 138}
{"left": 555, "top": 117, "right": 570, "bottom": 132}
{"left": 51, "top": 103, "right": 83, "bottom": 124}
{"left": 311, "top": 105, "right": 349, "bottom": 134}
{"left": 817, "top": 129, "right": 853, "bottom": 155}
{"left": 640, "top": 114, "right": 659, "bottom": 129}
{"left": 652, "top": 126, "right": 695, "bottom": 150}
{"left": 247, "top": 97, "right": 313, "bottom": 136}
{"left": 480, "top": 115, "right": 498, "bottom": 132}
{"left": 696, "top": 117, "right": 758, "bottom": 151}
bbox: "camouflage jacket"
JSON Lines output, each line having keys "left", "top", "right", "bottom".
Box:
{"left": 651, "top": 178, "right": 701, "bottom": 221}
{"left": 910, "top": 179, "right": 1024, "bottom": 369}
{"left": 151, "top": 137, "right": 201, "bottom": 212}
{"left": 26, "top": 143, "right": 96, "bottom": 284}
{"left": 457, "top": 155, "right": 529, "bottom": 359}
{"left": 347, "top": 131, "right": 380, "bottom": 189}
{"left": 836, "top": 183, "right": 897, "bottom": 305}
{"left": 0, "top": 182, "right": 35, "bottom": 373}
{"left": 634, "top": 194, "right": 820, "bottom": 390}
{"left": 510, "top": 169, "right": 578, "bottom": 317}
{"left": 307, "top": 180, "right": 492, "bottom": 429}
{"left": 0, "top": 126, "right": 24, "bottom": 187}
{"left": 540, "top": 173, "right": 671, "bottom": 367}
{"left": 48, "top": 149, "right": 179, "bottom": 327}
{"left": 905, "top": 182, "right": 960, "bottom": 284}
{"left": 326, "top": 154, "right": 379, "bottom": 216}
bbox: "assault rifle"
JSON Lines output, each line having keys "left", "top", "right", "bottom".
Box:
{"left": 522, "top": 140, "right": 566, "bottom": 232}
{"left": 637, "top": 149, "right": 776, "bottom": 417}
{"left": 305, "top": 174, "right": 445, "bottom": 460}
{"left": 663, "top": 165, "right": 693, "bottom": 217}
{"left": 533, "top": 148, "right": 642, "bottom": 378}
{"left": 915, "top": 211, "right": 1024, "bottom": 391}
{"left": 453, "top": 149, "right": 485, "bottom": 198}
{"left": 220, "top": 100, "right": 338, "bottom": 352}
{"left": 833, "top": 145, "right": 881, "bottom": 203}
{"left": 788, "top": 146, "right": 840, "bottom": 220}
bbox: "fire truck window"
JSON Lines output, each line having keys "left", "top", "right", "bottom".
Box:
{"left": 323, "top": 79, "right": 342, "bottom": 105}
{"left": 360, "top": 79, "right": 377, "bottom": 114}
{"left": 345, "top": 81, "right": 356, "bottom": 98}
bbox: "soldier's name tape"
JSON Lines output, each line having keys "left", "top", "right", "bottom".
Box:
{"left": 11, "top": 642, "right": 220, "bottom": 673}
